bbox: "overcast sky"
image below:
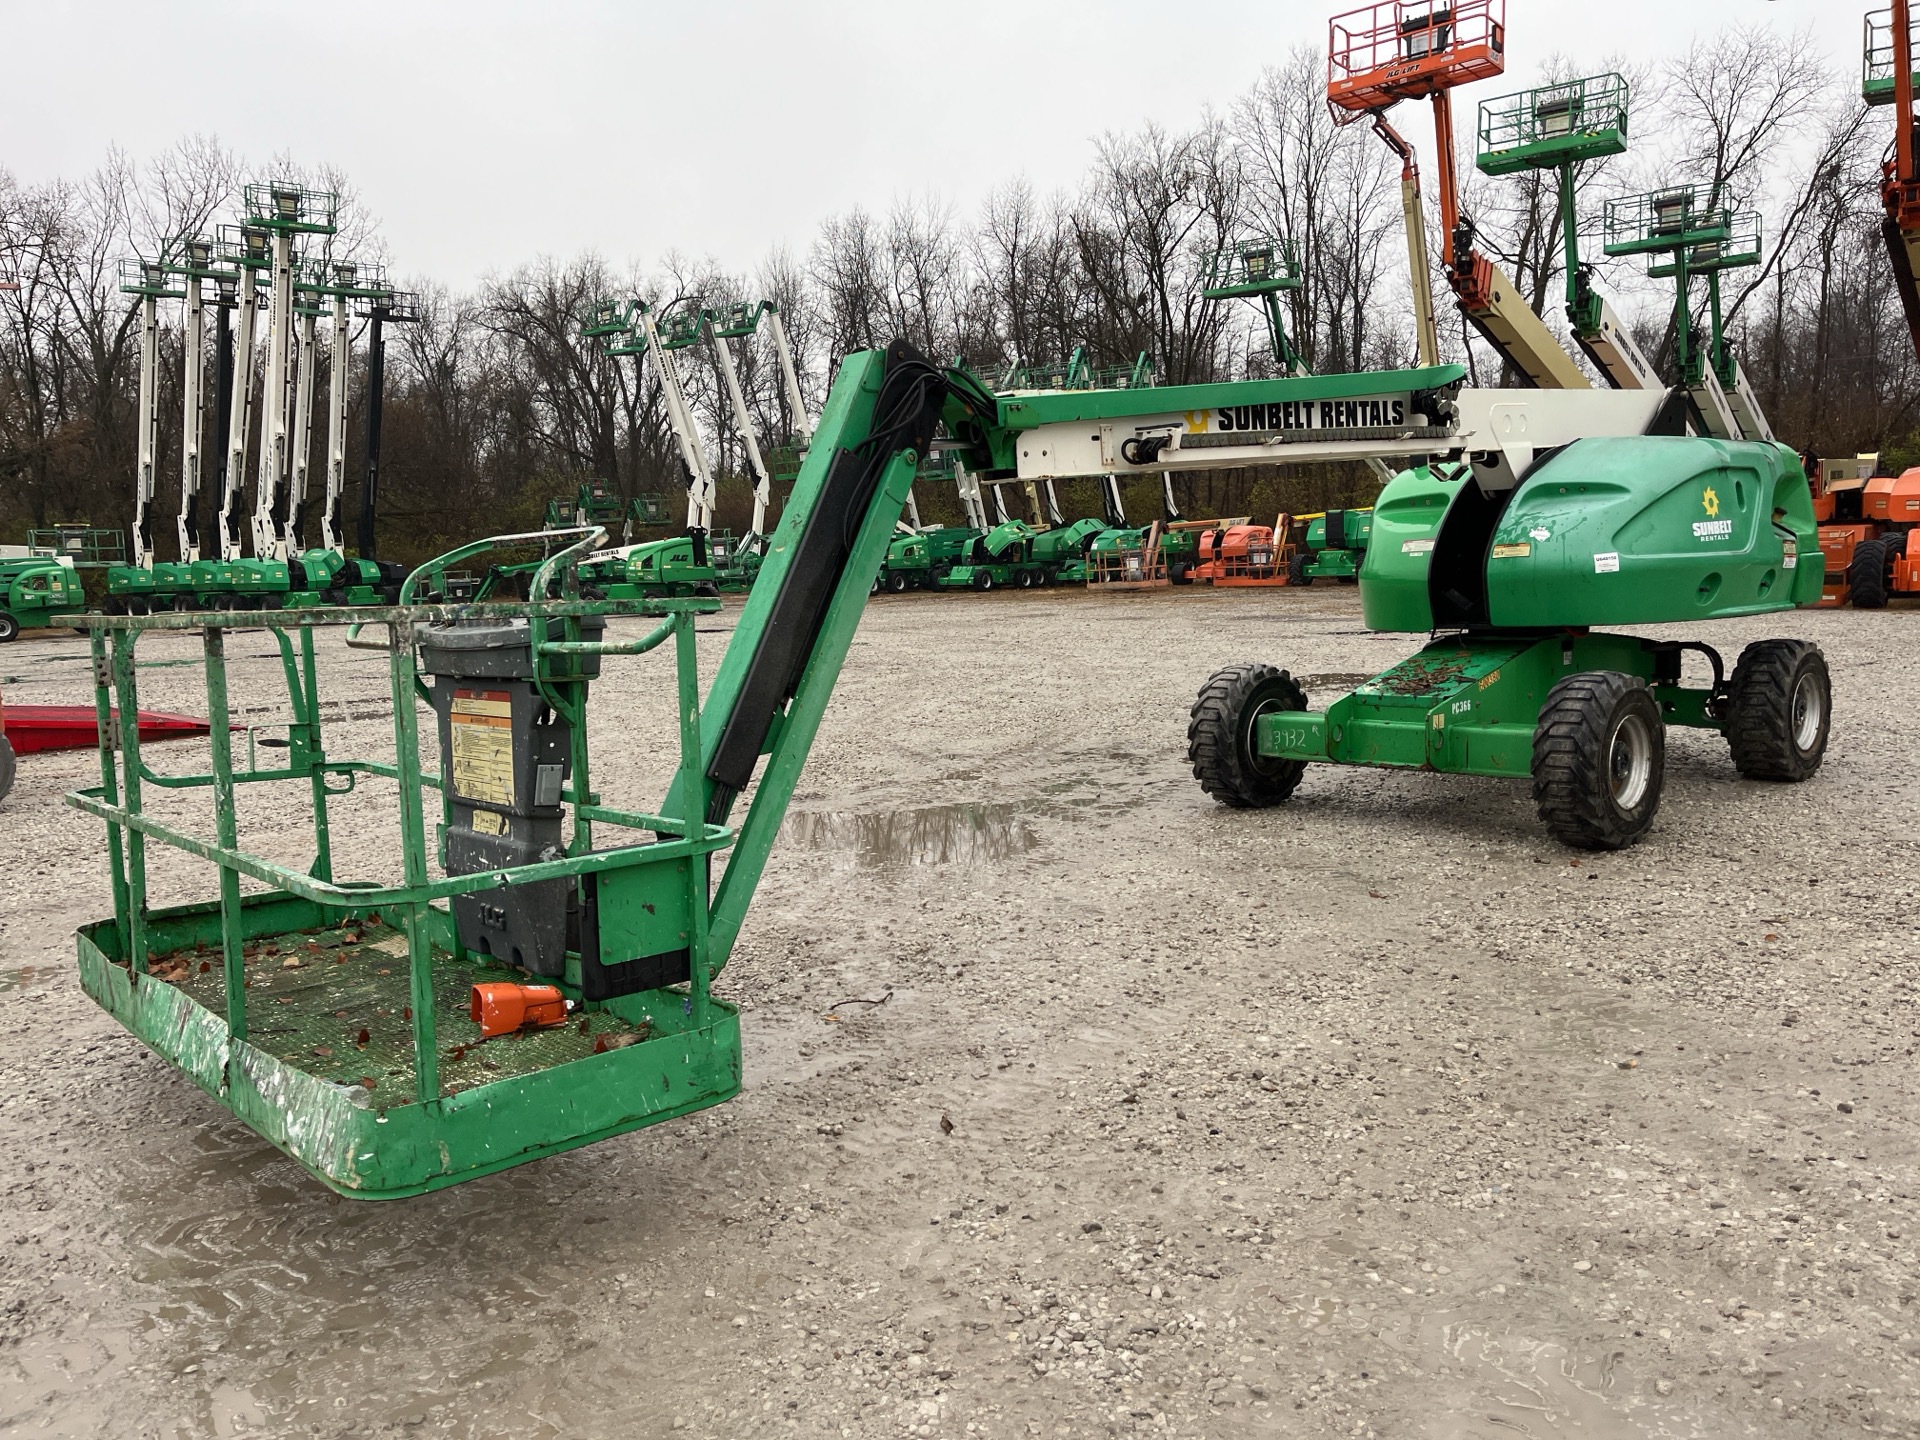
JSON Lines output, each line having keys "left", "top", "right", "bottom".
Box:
{"left": 4, "top": 1, "right": 1855, "bottom": 289}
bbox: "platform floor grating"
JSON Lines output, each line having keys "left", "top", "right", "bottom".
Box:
{"left": 147, "top": 917, "right": 653, "bottom": 1104}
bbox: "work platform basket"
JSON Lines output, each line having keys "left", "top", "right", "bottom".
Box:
{"left": 67, "top": 530, "right": 741, "bottom": 1199}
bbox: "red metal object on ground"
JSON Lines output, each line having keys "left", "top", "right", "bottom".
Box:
{"left": 469, "top": 982, "right": 571, "bottom": 1039}
{"left": 1, "top": 704, "right": 212, "bottom": 755}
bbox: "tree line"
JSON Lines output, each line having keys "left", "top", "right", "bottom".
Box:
{"left": 3, "top": 25, "right": 1913, "bottom": 564}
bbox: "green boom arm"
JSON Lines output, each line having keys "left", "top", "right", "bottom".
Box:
{"left": 664, "top": 341, "right": 974, "bottom": 975}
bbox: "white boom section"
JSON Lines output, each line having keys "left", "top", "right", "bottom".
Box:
{"left": 178, "top": 268, "right": 208, "bottom": 562}
{"left": 1101, "top": 474, "right": 1127, "bottom": 526}
{"left": 953, "top": 460, "right": 988, "bottom": 530}
{"left": 251, "top": 230, "right": 298, "bottom": 558}
{"left": 283, "top": 305, "right": 318, "bottom": 554}
{"left": 1687, "top": 366, "right": 1741, "bottom": 441}
{"left": 766, "top": 307, "right": 811, "bottom": 448}
{"left": 1572, "top": 293, "right": 1659, "bottom": 391}
{"left": 1006, "top": 384, "right": 1669, "bottom": 484}
{"left": 1722, "top": 359, "right": 1774, "bottom": 443}
{"left": 131, "top": 289, "right": 161, "bottom": 569}
{"left": 320, "top": 291, "right": 350, "bottom": 553}
{"left": 901, "top": 488, "right": 923, "bottom": 531}
{"left": 708, "top": 324, "right": 773, "bottom": 545}
{"left": 990, "top": 483, "right": 1012, "bottom": 525}
{"left": 220, "top": 272, "right": 260, "bottom": 561}
{"left": 1462, "top": 259, "right": 1592, "bottom": 391}
{"left": 635, "top": 307, "right": 717, "bottom": 530}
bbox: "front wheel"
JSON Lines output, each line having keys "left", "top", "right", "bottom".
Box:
{"left": 0, "top": 612, "right": 18, "bottom": 643}
{"left": 1531, "top": 671, "right": 1665, "bottom": 851}
{"left": 1287, "top": 551, "right": 1309, "bottom": 586}
{"left": 1725, "top": 639, "right": 1830, "bottom": 781}
{"left": 972, "top": 571, "right": 994, "bottom": 592}
{"left": 0, "top": 733, "right": 14, "bottom": 802}
{"left": 887, "top": 571, "right": 909, "bottom": 593}
{"left": 1188, "top": 663, "right": 1309, "bottom": 808}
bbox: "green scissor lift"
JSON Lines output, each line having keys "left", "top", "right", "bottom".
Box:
{"left": 70, "top": 342, "right": 966, "bottom": 1198}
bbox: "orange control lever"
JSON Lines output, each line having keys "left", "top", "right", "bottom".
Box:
{"left": 469, "top": 982, "right": 572, "bottom": 1039}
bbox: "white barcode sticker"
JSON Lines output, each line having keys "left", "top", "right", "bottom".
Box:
{"left": 1593, "top": 552, "right": 1620, "bottom": 574}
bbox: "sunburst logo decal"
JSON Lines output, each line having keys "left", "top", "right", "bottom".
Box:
{"left": 1702, "top": 486, "right": 1721, "bottom": 518}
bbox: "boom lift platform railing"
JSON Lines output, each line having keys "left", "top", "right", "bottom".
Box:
{"left": 1476, "top": 73, "right": 1659, "bottom": 391}
{"left": 1201, "top": 237, "right": 1309, "bottom": 376}
{"left": 1328, "top": 0, "right": 1593, "bottom": 391}
{"left": 1603, "top": 187, "right": 1769, "bottom": 442}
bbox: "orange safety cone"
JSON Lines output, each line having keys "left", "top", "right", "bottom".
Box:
{"left": 469, "top": 982, "right": 572, "bottom": 1039}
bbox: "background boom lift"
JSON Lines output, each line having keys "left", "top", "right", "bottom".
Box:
{"left": 1328, "top": 0, "right": 1591, "bottom": 390}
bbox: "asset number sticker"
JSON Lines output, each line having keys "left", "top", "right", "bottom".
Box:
{"left": 1593, "top": 552, "right": 1620, "bottom": 573}
{"left": 449, "top": 689, "right": 515, "bottom": 807}
{"left": 1782, "top": 540, "right": 1797, "bottom": 570}
{"left": 1490, "top": 542, "right": 1531, "bottom": 559}
{"left": 1401, "top": 539, "right": 1436, "bottom": 555}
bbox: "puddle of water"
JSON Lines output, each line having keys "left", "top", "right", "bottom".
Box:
{"left": 778, "top": 773, "right": 1158, "bottom": 870}
{"left": 0, "top": 964, "right": 57, "bottom": 994}
{"left": 1409, "top": 1313, "right": 1640, "bottom": 1439}
{"left": 779, "top": 802, "right": 1040, "bottom": 869}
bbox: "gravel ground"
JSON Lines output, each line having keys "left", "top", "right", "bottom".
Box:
{"left": 0, "top": 586, "right": 1916, "bottom": 1440}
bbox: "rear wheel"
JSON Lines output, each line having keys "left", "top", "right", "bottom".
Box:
{"left": 1016, "top": 569, "right": 1035, "bottom": 589}
{"left": 1849, "top": 538, "right": 1889, "bottom": 608}
{"left": 0, "top": 612, "right": 17, "bottom": 643}
{"left": 886, "top": 571, "right": 909, "bottom": 593}
{"left": 0, "top": 734, "right": 14, "bottom": 802}
{"left": 1288, "top": 551, "right": 1310, "bottom": 586}
{"left": 1188, "top": 663, "right": 1309, "bottom": 809}
{"left": 1532, "top": 671, "right": 1665, "bottom": 851}
{"left": 972, "top": 570, "right": 994, "bottom": 592}
{"left": 1170, "top": 562, "right": 1192, "bottom": 586}
{"left": 1725, "top": 639, "right": 1830, "bottom": 781}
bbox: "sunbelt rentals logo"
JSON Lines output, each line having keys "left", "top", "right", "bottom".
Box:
{"left": 1692, "top": 485, "right": 1733, "bottom": 541}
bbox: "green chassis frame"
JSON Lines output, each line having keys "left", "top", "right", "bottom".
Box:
{"left": 1260, "top": 630, "right": 1722, "bottom": 775}
{"left": 69, "top": 346, "right": 923, "bottom": 1199}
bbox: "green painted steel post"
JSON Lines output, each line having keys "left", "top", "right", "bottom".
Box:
{"left": 385, "top": 620, "right": 439, "bottom": 1101}
{"left": 203, "top": 626, "right": 247, "bottom": 1040}
{"left": 299, "top": 623, "right": 334, "bottom": 883}
{"left": 110, "top": 629, "right": 150, "bottom": 972}
{"left": 90, "top": 627, "right": 131, "bottom": 963}
{"left": 673, "top": 608, "right": 711, "bottom": 1020}
{"left": 1558, "top": 165, "right": 1582, "bottom": 314}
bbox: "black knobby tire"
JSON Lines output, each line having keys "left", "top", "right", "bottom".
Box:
{"left": 1531, "top": 671, "right": 1666, "bottom": 851}
{"left": 1288, "top": 551, "right": 1310, "bottom": 586}
{"left": 1849, "top": 538, "right": 1889, "bottom": 609}
{"left": 0, "top": 611, "right": 18, "bottom": 643}
{"left": 972, "top": 571, "right": 994, "bottom": 592}
{"left": 0, "top": 734, "right": 14, "bottom": 803}
{"left": 1170, "top": 562, "right": 1192, "bottom": 586}
{"left": 1188, "top": 663, "right": 1309, "bottom": 809}
{"left": 1725, "top": 639, "right": 1830, "bottom": 781}
{"left": 1016, "top": 569, "right": 1034, "bottom": 589}
{"left": 886, "top": 571, "right": 909, "bottom": 593}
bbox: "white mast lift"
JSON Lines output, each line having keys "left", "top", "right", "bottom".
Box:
{"left": 118, "top": 256, "right": 178, "bottom": 571}
{"left": 281, "top": 272, "right": 321, "bottom": 555}
{"left": 216, "top": 226, "right": 267, "bottom": 562}
{"left": 172, "top": 238, "right": 220, "bottom": 563}
{"left": 242, "top": 182, "right": 338, "bottom": 561}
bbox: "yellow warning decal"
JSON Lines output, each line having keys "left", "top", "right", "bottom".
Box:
{"left": 469, "top": 808, "right": 506, "bottom": 836}
{"left": 1490, "top": 542, "right": 1531, "bottom": 559}
{"left": 449, "top": 688, "right": 514, "bottom": 805}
